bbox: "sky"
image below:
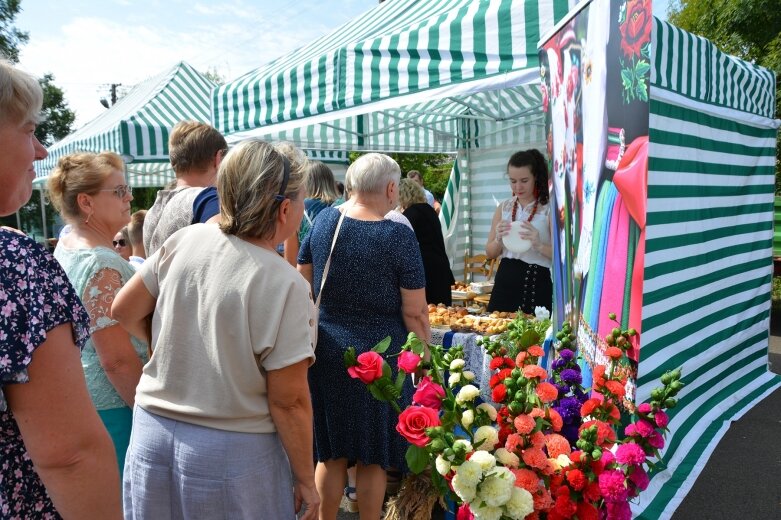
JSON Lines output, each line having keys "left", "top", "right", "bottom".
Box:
{"left": 15, "top": 0, "right": 672, "bottom": 129}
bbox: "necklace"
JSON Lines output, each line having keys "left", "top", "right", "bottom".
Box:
{"left": 511, "top": 197, "right": 539, "bottom": 223}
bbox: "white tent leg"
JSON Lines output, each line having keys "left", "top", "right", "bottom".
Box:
{"left": 15, "top": 211, "right": 21, "bottom": 230}
{"left": 39, "top": 189, "right": 48, "bottom": 240}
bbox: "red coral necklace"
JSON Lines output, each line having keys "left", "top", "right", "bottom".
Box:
{"left": 511, "top": 197, "right": 539, "bottom": 223}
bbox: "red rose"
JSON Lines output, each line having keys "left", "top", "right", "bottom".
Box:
{"left": 396, "top": 406, "right": 440, "bottom": 447}
{"left": 412, "top": 376, "right": 445, "bottom": 409}
{"left": 397, "top": 351, "right": 421, "bottom": 374}
{"left": 619, "top": 0, "right": 651, "bottom": 58}
{"left": 347, "top": 351, "right": 385, "bottom": 384}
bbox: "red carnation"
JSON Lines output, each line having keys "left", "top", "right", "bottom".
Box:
{"left": 492, "top": 383, "right": 507, "bottom": 403}
{"left": 566, "top": 469, "right": 587, "bottom": 491}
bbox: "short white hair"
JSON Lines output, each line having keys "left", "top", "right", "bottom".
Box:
{"left": 347, "top": 153, "right": 400, "bottom": 195}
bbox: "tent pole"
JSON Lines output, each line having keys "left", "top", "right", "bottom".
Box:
{"left": 15, "top": 211, "right": 21, "bottom": 230}
{"left": 39, "top": 188, "right": 48, "bottom": 241}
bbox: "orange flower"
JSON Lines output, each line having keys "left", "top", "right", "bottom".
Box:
{"left": 523, "top": 365, "right": 548, "bottom": 380}
{"left": 535, "top": 382, "right": 559, "bottom": 403}
{"left": 505, "top": 433, "right": 524, "bottom": 452}
{"left": 606, "top": 346, "right": 623, "bottom": 359}
{"left": 532, "top": 489, "right": 553, "bottom": 512}
{"left": 529, "top": 430, "right": 546, "bottom": 448}
{"left": 528, "top": 345, "right": 545, "bottom": 357}
{"left": 514, "top": 414, "right": 536, "bottom": 435}
{"left": 605, "top": 380, "right": 626, "bottom": 398}
{"left": 580, "top": 398, "right": 601, "bottom": 417}
{"left": 545, "top": 433, "right": 571, "bottom": 458}
{"left": 547, "top": 408, "right": 564, "bottom": 431}
{"left": 512, "top": 468, "right": 540, "bottom": 493}
{"left": 580, "top": 419, "right": 617, "bottom": 449}
{"left": 515, "top": 351, "right": 528, "bottom": 365}
{"left": 522, "top": 447, "right": 549, "bottom": 469}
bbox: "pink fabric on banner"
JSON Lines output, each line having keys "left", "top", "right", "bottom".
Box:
{"left": 613, "top": 136, "right": 649, "bottom": 360}
{"left": 597, "top": 193, "right": 630, "bottom": 339}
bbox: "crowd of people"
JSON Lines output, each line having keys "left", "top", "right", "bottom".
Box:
{"left": 1, "top": 57, "right": 553, "bottom": 519}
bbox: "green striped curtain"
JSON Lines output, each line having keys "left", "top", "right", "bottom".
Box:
{"left": 633, "top": 19, "right": 781, "bottom": 520}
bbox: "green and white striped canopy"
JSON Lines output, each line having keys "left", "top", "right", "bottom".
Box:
{"left": 213, "top": 0, "right": 575, "bottom": 141}
{"left": 37, "top": 61, "right": 215, "bottom": 188}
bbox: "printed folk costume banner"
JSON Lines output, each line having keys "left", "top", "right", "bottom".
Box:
{"left": 540, "top": 0, "right": 650, "bottom": 392}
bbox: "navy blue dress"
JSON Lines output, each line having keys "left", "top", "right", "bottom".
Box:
{"left": 298, "top": 207, "right": 425, "bottom": 469}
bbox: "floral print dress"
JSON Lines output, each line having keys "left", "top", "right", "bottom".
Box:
{"left": 0, "top": 230, "right": 90, "bottom": 519}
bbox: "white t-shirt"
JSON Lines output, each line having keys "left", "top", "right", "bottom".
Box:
{"left": 135, "top": 224, "right": 316, "bottom": 434}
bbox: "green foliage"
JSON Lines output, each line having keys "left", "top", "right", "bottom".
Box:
{"left": 669, "top": 0, "right": 781, "bottom": 192}
{"left": 130, "top": 187, "right": 159, "bottom": 213}
{"left": 36, "top": 73, "right": 76, "bottom": 147}
{"left": 372, "top": 336, "right": 392, "bottom": 354}
{"left": 202, "top": 67, "right": 226, "bottom": 85}
{"left": 0, "top": 0, "right": 28, "bottom": 63}
{"left": 348, "top": 151, "right": 454, "bottom": 200}
{"left": 405, "top": 445, "right": 430, "bottom": 474}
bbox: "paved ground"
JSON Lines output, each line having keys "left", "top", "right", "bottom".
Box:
{"left": 337, "top": 308, "right": 781, "bottom": 520}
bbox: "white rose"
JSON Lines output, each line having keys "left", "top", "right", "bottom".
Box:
{"left": 477, "top": 402, "right": 498, "bottom": 421}
{"left": 449, "top": 359, "right": 466, "bottom": 371}
{"left": 468, "top": 450, "right": 496, "bottom": 473}
{"left": 463, "top": 370, "right": 476, "bottom": 381}
{"left": 435, "top": 455, "right": 451, "bottom": 476}
{"left": 456, "top": 384, "right": 480, "bottom": 405}
{"left": 448, "top": 373, "right": 461, "bottom": 387}
{"left": 493, "top": 448, "right": 520, "bottom": 468}
{"left": 504, "top": 486, "right": 535, "bottom": 519}
{"left": 461, "top": 409, "right": 475, "bottom": 429}
{"left": 473, "top": 425, "right": 499, "bottom": 451}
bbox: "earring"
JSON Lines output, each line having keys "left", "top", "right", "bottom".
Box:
{"left": 84, "top": 211, "right": 92, "bottom": 224}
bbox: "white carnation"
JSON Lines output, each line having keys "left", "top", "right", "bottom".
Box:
{"left": 505, "top": 486, "right": 535, "bottom": 520}
{"left": 493, "top": 448, "right": 520, "bottom": 468}
{"left": 477, "top": 402, "right": 498, "bottom": 421}
{"left": 448, "top": 372, "right": 461, "bottom": 387}
{"left": 534, "top": 306, "right": 550, "bottom": 320}
{"left": 473, "top": 425, "right": 499, "bottom": 451}
{"left": 435, "top": 455, "right": 451, "bottom": 476}
{"left": 477, "top": 473, "right": 513, "bottom": 508}
{"left": 456, "top": 384, "right": 480, "bottom": 404}
{"left": 451, "top": 474, "right": 476, "bottom": 503}
{"left": 468, "top": 450, "right": 496, "bottom": 473}
{"left": 449, "top": 358, "right": 466, "bottom": 371}
{"left": 470, "top": 501, "right": 503, "bottom": 520}
{"left": 461, "top": 409, "right": 475, "bottom": 429}
{"left": 455, "top": 460, "right": 482, "bottom": 488}
{"left": 463, "top": 370, "right": 476, "bottom": 381}
{"left": 555, "top": 454, "right": 572, "bottom": 469}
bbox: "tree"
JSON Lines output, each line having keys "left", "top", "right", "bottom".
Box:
{"left": 203, "top": 67, "right": 226, "bottom": 85}
{"left": 669, "top": 0, "right": 781, "bottom": 190}
{"left": 36, "top": 73, "right": 76, "bottom": 146}
{"left": 0, "top": 0, "right": 27, "bottom": 62}
{"left": 348, "top": 152, "right": 454, "bottom": 200}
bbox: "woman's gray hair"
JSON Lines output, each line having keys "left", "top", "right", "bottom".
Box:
{"left": 347, "top": 153, "right": 400, "bottom": 195}
{"left": 0, "top": 58, "right": 43, "bottom": 125}
{"left": 217, "top": 139, "right": 307, "bottom": 240}
{"left": 398, "top": 178, "right": 426, "bottom": 209}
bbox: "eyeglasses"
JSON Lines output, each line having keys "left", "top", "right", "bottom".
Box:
{"left": 100, "top": 185, "right": 132, "bottom": 198}
{"left": 273, "top": 156, "right": 290, "bottom": 202}
{"left": 113, "top": 239, "right": 127, "bottom": 247}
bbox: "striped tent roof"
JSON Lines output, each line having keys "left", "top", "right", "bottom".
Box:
{"left": 213, "top": 0, "right": 575, "bottom": 139}
{"left": 37, "top": 61, "right": 215, "bottom": 187}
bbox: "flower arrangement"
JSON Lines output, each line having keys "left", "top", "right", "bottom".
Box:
{"left": 344, "top": 313, "right": 683, "bottom": 520}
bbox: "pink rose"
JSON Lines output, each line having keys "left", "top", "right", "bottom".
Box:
{"left": 412, "top": 376, "right": 445, "bottom": 409}
{"left": 347, "top": 351, "right": 385, "bottom": 384}
{"left": 398, "top": 351, "right": 422, "bottom": 374}
{"left": 654, "top": 410, "right": 669, "bottom": 428}
{"left": 396, "top": 406, "right": 440, "bottom": 447}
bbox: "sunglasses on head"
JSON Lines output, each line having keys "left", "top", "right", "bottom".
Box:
{"left": 113, "top": 239, "right": 127, "bottom": 247}
{"left": 100, "top": 184, "right": 132, "bottom": 198}
{"left": 273, "top": 156, "right": 290, "bottom": 202}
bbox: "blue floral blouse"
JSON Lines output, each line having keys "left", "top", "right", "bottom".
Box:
{"left": 0, "top": 229, "right": 89, "bottom": 519}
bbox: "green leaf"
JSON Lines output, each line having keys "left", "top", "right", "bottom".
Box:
{"left": 367, "top": 382, "right": 387, "bottom": 402}
{"left": 519, "top": 329, "right": 540, "bottom": 349}
{"left": 635, "top": 59, "right": 651, "bottom": 78}
{"left": 343, "top": 347, "right": 358, "bottom": 367}
{"left": 405, "top": 445, "right": 430, "bottom": 474}
{"left": 621, "top": 69, "right": 634, "bottom": 91}
{"left": 373, "top": 336, "right": 392, "bottom": 354}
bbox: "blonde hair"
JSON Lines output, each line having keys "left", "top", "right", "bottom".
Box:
{"left": 217, "top": 140, "right": 307, "bottom": 240}
{"left": 0, "top": 58, "right": 43, "bottom": 125}
{"left": 48, "top": 152, "right": 125, "bottom": 221}
{"left": 168, "top": 120, "right": 227, "bottom": 175}
{"left": 306, "top": 161, "right": 338, "bottom": 204}
{"left": 398, "top": 178, "right": 426, "bottom": 209}
{"left": 127, "top": 209, "right": 146, "bottom": 246}
{"left": 348, "top": 153, "right": 400, "bottom": 195}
